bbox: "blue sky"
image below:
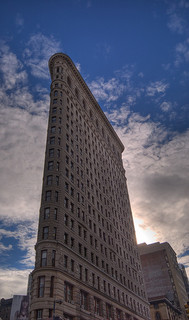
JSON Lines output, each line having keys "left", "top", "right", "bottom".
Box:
{"left": 0, "top": 0, "right": 189, "bottom": 298}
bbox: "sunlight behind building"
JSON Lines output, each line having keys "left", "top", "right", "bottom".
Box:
{"left": 134, "top": 218, "right": 157, "bottom": 244}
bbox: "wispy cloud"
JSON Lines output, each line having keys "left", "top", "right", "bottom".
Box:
{"left": 23, "top": 33, "right": 61, "bottom": 79}
{"left": 89, "top": 77, "right": 126, "bottom": 102}
{"left": 160, "top": 101, "right": 172, "bottom": 112}
{"left": 15, "top": 13, "right": 24, "bottom": 28}
{"left": 175, "top": 38, "right": 189, "bottom": 66}
{"left": 146, "top": 81, "right": 169, "bottom": 97}
{"left": 167, "top": 13, "right": 185, "bottom": 34}
{"left": 0, "top": 243, "right": 12, "bottom": 253}
{"left": 0, "top": 42, "right": 27, "bottom": 90}
{"left": 75, "top": 62, "right": 81, "bottom": 72}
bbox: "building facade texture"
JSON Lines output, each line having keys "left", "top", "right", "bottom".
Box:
{"left": 138, "top": 242, "right": 188, "bottom": 320}
{"left": 30, "top": 53, "right": 150, "bottom": 320}
{"left": 0, "top": 298, "right": 12, "bottom": 320}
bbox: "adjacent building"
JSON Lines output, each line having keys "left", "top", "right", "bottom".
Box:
{"left": 179, "top": 265, "right": 189, "bottom": 300}
{"left": 138, "top": 242, "right": 188, "bottom": 320}
{"left": 0, "top": 298, "right": 12, "bottom": 320}
{"left": 30, "top": 53, "right": 150, "bottom": 320}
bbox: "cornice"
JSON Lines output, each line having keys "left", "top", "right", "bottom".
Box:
{"left": 49, "top": 53, "right": 124, "bottom": 153}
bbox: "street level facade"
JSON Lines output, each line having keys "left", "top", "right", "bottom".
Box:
{"left": 30, "top": 53, "right": 150, "bottom": 320}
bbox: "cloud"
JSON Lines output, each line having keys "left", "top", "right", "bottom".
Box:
{"left": 175, "top": 38, "right": 189, "bottom": 66}
{"left": 160, "top": 101, "right": 172, "bottom": 112}
{"left": 89, "top": 77, "right": 126, "bottom": 102}
{"left": 23, "top": 33, "right": 61, "bottom": 79}
{"left": 167, "top": 13, "right": 185, "bottom": 34}
{"left": 0, "top": 43, "right": 27, "bottom": 90}
{"left": 0, "top": 243, "right": 12, "bottom": 253}
{"left": 75, "top": 62, "right": 81, "bottom": 72}
{"left": 0, "top": 42, "right": 50, "bottom": 280}
{"left": 0, "top": 222, "right": 37, "bottom": 267}
{"left": 15, "top": 13, "right": 24, "bottom": 28}
{"left": 146, "top": 81, "right": 169, "bottom": 97}
{"left": 0, "top": 269, "right": 31, "bottom": 298}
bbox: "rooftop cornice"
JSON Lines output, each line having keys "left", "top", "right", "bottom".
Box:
{"left": 49, "top": 52, "right": 124, "bottom": 152}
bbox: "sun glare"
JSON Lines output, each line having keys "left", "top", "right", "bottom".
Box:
{"left": 134, "top": 218, "right": 157, "bottom": 245}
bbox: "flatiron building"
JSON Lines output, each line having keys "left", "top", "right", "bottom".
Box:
{"left": 30, "top": 53, "right": 150, "bottom": 320}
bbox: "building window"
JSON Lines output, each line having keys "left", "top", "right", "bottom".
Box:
{"left": 56, "top": 176, "right": 59, "bottom": 186}
{"left": 71, "top": 259, "right": 74, "bottom": 272}
{"left": 70, "top": 237, "right": 74, "bottom": 249}
{"left": 54, "top": 208, "right": 57, "bottom": 220}
{"left": 45, "top": 190, "right": 51, "bottom": 201}
{"left": 70, "top": 202, "right": 74, "bottom": 213}
{"left": 64, "top": 282, "right": 73, "bottom": 303}
{"left": 50, "top": 276, "right": 54, "bottom": 297}
{"left": 64, "top": 255, "right": 68, "bottom": 268}
{"left": 52, "top": 107, "right": 57, "bottom": 113}
{"left": 67, "top": 76, "right": 71, "bottom": 87}
{"left": 49, "top": 309, "right": 53, "bottom": 319}
{"left": 48, "top": 161, "right": 53, "bottom": 170}
{"left": 51, "top": 116, "right": 56, "bottom": 123}
{"left": 64, "top": 233, "right": 68, "bottom": 244}
{"left": 79, "top": 265, "right": 82, "bottom": 280}
{"left": 155, "top": 312, "right": 162, "bottom": 320}
{"left": 79, "top": 243, "right": 82, "bottom": 255}
{"left": 80, "top": 290, "right": 88, "bottom": 310}
{"left": 75, "top": 88, "right": 79, "bottom": 99}
{"left": 106, "top": 303, "right": 112, "bottom": 320}
{"left": 64, "top": 197, "right": 69, "bottom": 208}
{"left": 41, "top": 250, "right": 47, "bottom": 266}
{"left": 44, "top": 207, "right": 50, "bottom": 219}
{"left": 52, "top": 250, "right": 56, "bottom": 266}
{"left": 64, "top": 214, "right": 68, "bottom": 225}
{"left": 49, "top": 148, "right": 54, "bottom": 157}
{"left": 94, "top": 297, "right": 102, "bottom": 316}
{"left": 53, "top": 99, "right": 57, "bottom": 104}
{"left": 36, "top": 309, "right": 43, "bottom": 320}
{"left": 47, "top": 175, "right": 53, "bottom": 185}
{"left": 85, "top": 268, "right": 88, "bottom": 282}
{"left": 116, "top": 309, "right": 122, "bottom": 320}
{"left": 55, "top": 191, "right": 58, "bottom": 202}
{"left": 38, "top": 276, "right": 45, "bottom": 297}
{"left": 51, "top": 126, "right": 56, "bottom": 134}
{"left": 43, "top": 227, "right": 49, "bottom": 240}
{"left": 53, "top": 227, "right": 57, "bottom": 240}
